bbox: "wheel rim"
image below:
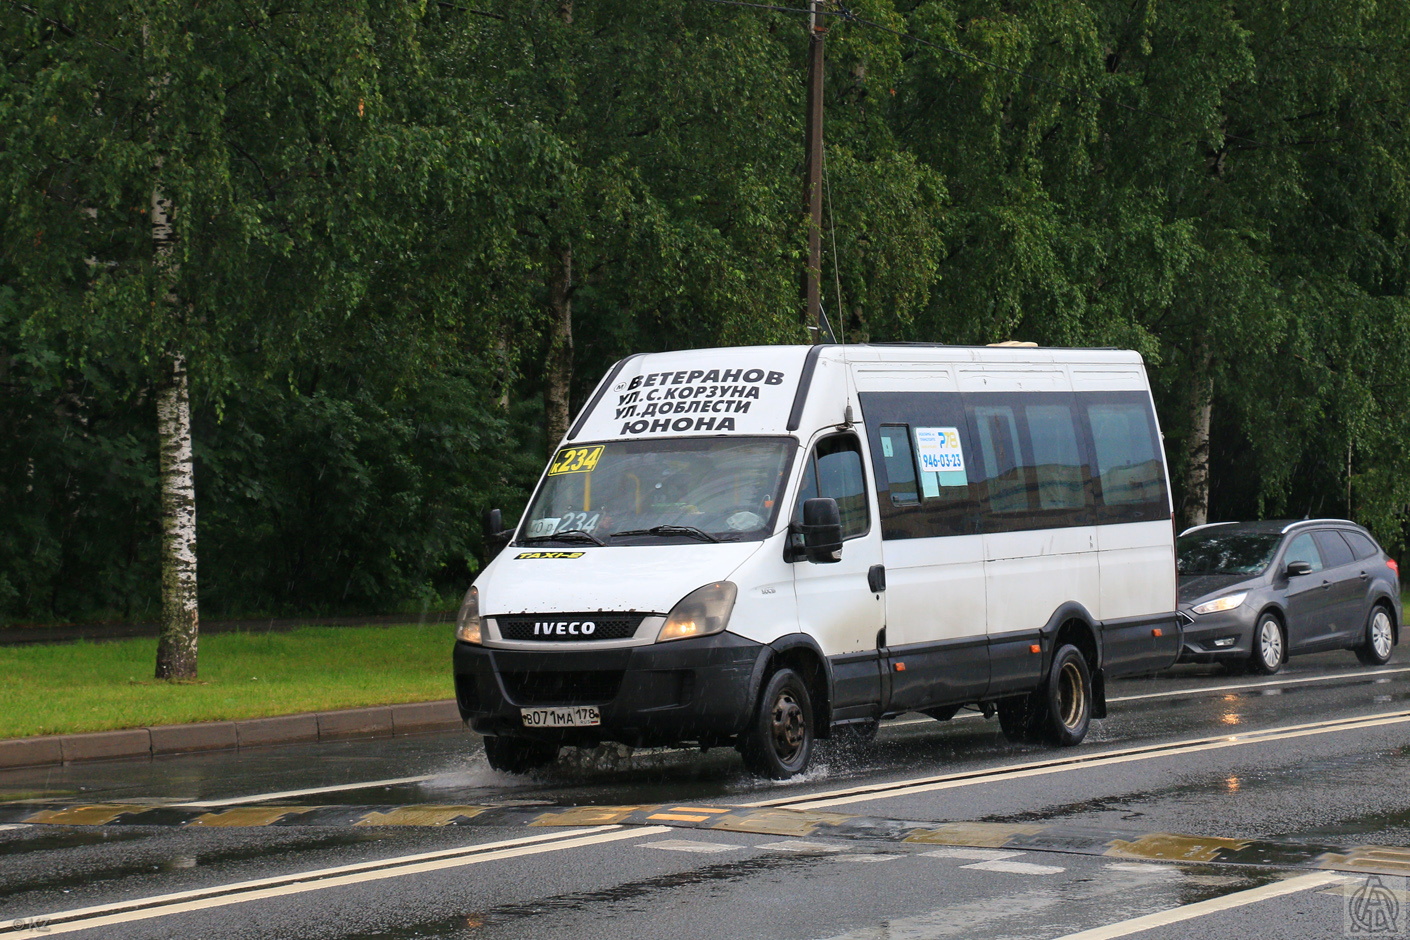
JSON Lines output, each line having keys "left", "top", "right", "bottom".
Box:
{"left": 1372, "top": 610, "right": 1393, "bottom": 659}
{"left": 1260, "top": 619, "right": 1283, "bottom": 668}
{"left": 770, "top": 690, "right": 806, "bottom": 764}
{"left": 1057, "top": 661, "right": 1086, "bottom": 730}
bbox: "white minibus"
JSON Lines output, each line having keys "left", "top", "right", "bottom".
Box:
{"left": 454, "top": 344, "right": 1180, "bottom": 777}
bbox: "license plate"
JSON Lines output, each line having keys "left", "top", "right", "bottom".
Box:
{"left": 520, "top": 706, "right": 601, "bottom": 728}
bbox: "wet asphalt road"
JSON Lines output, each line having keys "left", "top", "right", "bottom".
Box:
{"left": 6, "top": 652, "right": 1410, "bottom": 939}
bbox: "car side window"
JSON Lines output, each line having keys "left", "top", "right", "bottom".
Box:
{"left": 1284, "top": 533, "right": 1324, "bottom": 572}
{"left": 794, "top": 434, "right": 870, "bottom": 540}
{"left": 1313, "top": 531, "right": 1355, "bottom": 568}
{"left": 1343, "top": 530, "right": 1380, "bottom": 560}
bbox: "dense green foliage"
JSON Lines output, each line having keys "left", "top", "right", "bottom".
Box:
{"left": 3, "top": 0, "right": 1409, "bottom": 623}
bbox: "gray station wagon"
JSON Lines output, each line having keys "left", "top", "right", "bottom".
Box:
{"left": 1176, "top": 519, "right": 1401, "bottom": 674}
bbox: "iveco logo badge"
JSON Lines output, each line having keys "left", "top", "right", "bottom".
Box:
{"left": 534, "top": 621, "right": 597, "bottom": 636}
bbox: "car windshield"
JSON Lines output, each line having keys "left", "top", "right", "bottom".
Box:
{"left": 519, "top": 437, "right": 795, "bottom": 544}
{"left": 1177, "top": 530, "right": 1282, "bottom": 576}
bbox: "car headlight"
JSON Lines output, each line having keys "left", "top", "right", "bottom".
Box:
{"left": 1192, "top": 592, "right": 1248, "bottom": 615}
{"left": 455, "top": 585, "right": 482, "bottom": 644}
{"left": 658, "top": 582, "right": 738, "bottom": 642}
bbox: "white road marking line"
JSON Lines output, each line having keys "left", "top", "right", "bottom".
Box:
{"left": 1105, "top": 666, "right": 1410, "bottom": 704}
{"left": 754, "top": 708, "right": 1410, "bottom": 809}
{"left": 1049, "top": 871, "right": 1347, "bottom": 939}
{"left": 0, "top": 824, "right": 30, "bottom": 832}
{"left": 834, "top": 853, "right": 900, "bottom": 862}
{"left": 166, "top": 667, "right": 1410, "bottom": 810}
{"left": 170, "top": 774, "right": 446, "bottom": 807}
{"left": 963, "top": 859, "right": 1065, "bottom": 875}
{"left": 0, "top": 825, "right": 669, "bottom": 939}
{"left": 1104, "top": 862, "right": 1177, "bottom": 875}
{"left": 879, "top": 667, "right": 1410, "bottom": 732}
{"left": 922, "top": 848, "right": 1023, "bottom": 861}
{"left": 639, "top": 839, "right": 740, "bottom": 853}
{"left": 758, "top": 840, "right": 843, "bottom": 853}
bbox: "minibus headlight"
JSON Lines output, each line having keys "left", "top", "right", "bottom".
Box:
{"left": 1192, "top": 592, "right": 1248, "bottom": 615}
{"left": 456, "top": 585, "right": 482, "bottom": 644}
{"left": 658, "top": 582, "right": 738, "bottom": 642}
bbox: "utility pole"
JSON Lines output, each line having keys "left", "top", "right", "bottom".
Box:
{"left": 802, "top": 0, "right": 826, "bottom": 338}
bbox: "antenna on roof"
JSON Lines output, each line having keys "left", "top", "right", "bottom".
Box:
{"left": 813, "top": 302, "right": 838, "bottom": 344}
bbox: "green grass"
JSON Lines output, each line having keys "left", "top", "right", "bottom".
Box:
{"left": 0, "top": 624, "right": 455, "bottom": 739}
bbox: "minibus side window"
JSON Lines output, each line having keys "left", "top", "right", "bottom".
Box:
{"left": 877, "top": 425, "right": 920, "bottom": 505}
{"left": 1026, "top": 403, "right": 1087, "bottom": 511}
{"left": 1084, "top": 399, "right": 1165, "bottom": 515}
{"left": 973, "top": 405, "right": 1028, "bottom": 515}
{"left": 794, "top": 434, "right": 870, "bottom": 540}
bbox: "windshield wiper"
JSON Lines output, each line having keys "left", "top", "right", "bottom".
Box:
{"left": 519, "top": 529, "right": 605, "bottom": 546}
{"left": 613, "top": 524, "right": 723, "bottom": 543}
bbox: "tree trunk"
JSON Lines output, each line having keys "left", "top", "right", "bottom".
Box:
{"left": 544, "top": 246, "right": 573, "bottom": 455}
{"left": 155, "top": 355, "right": 199, "bottom": 679}
{"left": 150, "top": 169, "right": 199, "bottom": 679}
{"left": 1182, "top": 341, "right": 1214, "bottom": 530}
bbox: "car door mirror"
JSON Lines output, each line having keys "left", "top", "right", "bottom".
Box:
{"left": 1285, "top": 560, "right": 1313, "bottom": 577}
{"left": 801, "top": 497, "right": 843, "bottom": 564}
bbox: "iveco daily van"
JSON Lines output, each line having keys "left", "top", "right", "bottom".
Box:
{"left": 454, "top": 344, "right": 1181, "bottom": 777}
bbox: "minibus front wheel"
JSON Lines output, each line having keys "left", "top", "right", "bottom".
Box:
{"left": 739, "top": 668, "right": 815, "bottom": 778}
{"left": 483, "top": 735, "right": 559, "bottom": 774}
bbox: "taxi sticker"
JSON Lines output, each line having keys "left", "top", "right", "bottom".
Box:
{"left": 548, "top": 445, "right": 605, "bottom": 476}
{"left": 514, "top": 551, "right": 586, "bottom": 560}
{"left": 914, "top": 427, "right": 967, "bottom": 497}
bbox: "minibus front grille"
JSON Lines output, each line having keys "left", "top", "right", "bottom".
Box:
{"left": 499, "top": 669, "right": 625, "bottom": 705}
{"left": 496, "top": 613, "right": 645, "bottom": 642}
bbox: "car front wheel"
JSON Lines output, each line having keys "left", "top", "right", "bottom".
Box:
{"left": 1355, "top": 605, "right": 1395, "bottom": 666}
{"left": 1250, "top": 614, "right": 1284, "bottom": 675}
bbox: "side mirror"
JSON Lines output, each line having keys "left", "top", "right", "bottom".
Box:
{"left": 801, "top": 497, "right": 843, "bottom": 564}
{"left": 1285, "top": 560, "right": 1313, "bottom": 578}
{"left": 482, "top": 508, "right": 510, "bottom": 550}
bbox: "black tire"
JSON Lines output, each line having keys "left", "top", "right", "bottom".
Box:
{"left": 740, "top": 667, "right": 815, "bottom": 778}
{"left": 1034, "top": 644, "right": 1092, "bottom": 746}
{"left": 483, "top": 736, "right": 559, "bottom": 774}
{"left": 1250, "top": 613, "right": 1284, "bottom": 675}
{"left": 1355, "top": 604, "right": 1396, "bottom": 666}
{"left": 996, "top": 695, "right": 1035, "bottom": 743}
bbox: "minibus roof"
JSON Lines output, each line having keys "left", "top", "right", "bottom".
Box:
{"left": 566, "top": 344, "right": 1146, "bottom": 445}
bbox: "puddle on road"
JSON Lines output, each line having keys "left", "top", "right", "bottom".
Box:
{"left": 332, "top": 851, "right": 834, "bottom": 939}
{"left": 0, "top": 828, "right": 389, "bottom": 902}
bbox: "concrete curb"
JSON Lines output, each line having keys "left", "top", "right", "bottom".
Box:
{"left": 0, "top": 699, "right": 465, "bottom": 770}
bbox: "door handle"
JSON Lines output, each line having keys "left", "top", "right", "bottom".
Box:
{"left": 868, "top": 565, "right": 887, "bottom": 593}
{"left": 1360, "top": 571, "right": 1369, "bottom": 581}
{"left": 1321, "top": 579, "right": 1332, "bottom": 590}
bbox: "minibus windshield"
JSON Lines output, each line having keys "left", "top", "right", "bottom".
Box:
{"left": 519, "top": 437, "right": 795, "bottom": 544}
{"left": 1177, "top": 530, "right": 1281, "bottom": 576}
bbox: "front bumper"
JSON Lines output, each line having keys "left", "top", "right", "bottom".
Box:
{"left": 453, "top": 632, "right": 768, "bottom": 747}
{"left": 1176, "top": 606, "right": 1258, "bottom": 663}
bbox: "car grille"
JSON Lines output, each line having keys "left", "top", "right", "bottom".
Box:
{"left": 496, "top": 613, "right": 645, "bottom": 642}
{"left": 499, "top": 669, "right": 624, "bottom": 706}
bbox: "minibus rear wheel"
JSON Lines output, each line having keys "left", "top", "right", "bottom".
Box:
{"left": 483, "top": 735, "right": 559, "bottom": 774}
{"left": 740, "top": 668, "right": 815, "bottom": 778}
{"left": 1037, "top": 644, "right": 1092, "bottom": 746}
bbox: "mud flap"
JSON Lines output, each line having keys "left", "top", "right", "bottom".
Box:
{"left": 1091, "top": 669, "right": 1108, "bottom": 719}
